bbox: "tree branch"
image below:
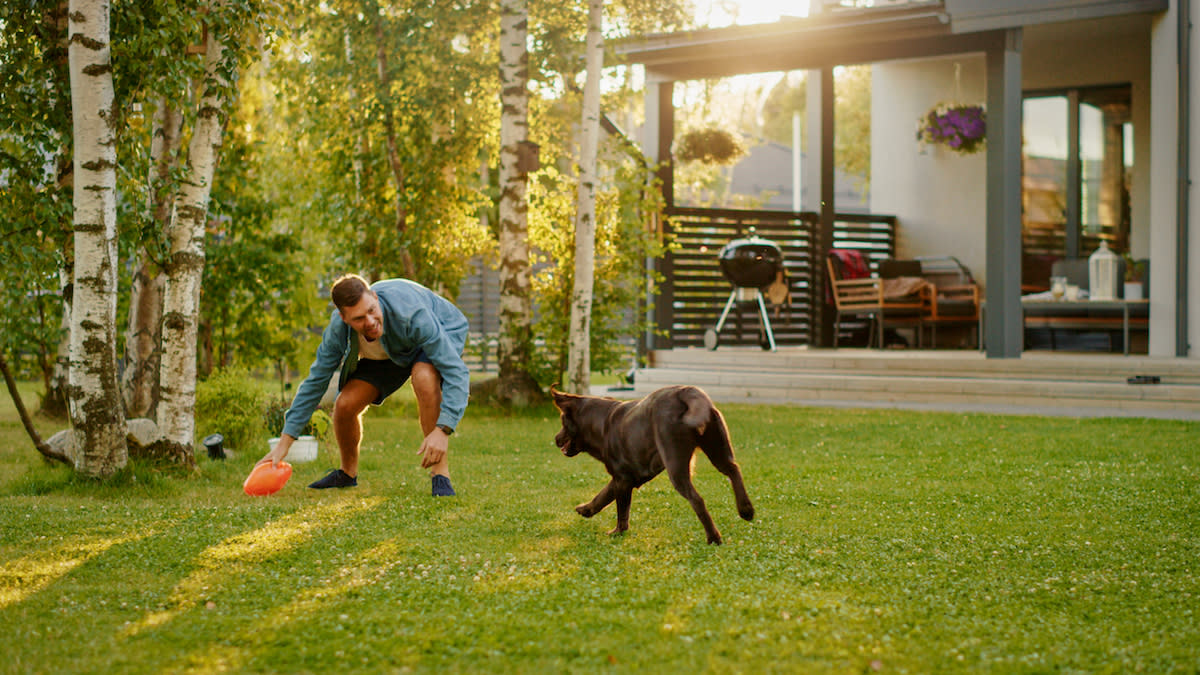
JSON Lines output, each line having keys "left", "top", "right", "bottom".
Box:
{"left": 0, "top": 351, "right": 70, "bottom": 465}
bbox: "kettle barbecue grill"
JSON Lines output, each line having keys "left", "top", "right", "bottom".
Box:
{"left": 703, "top": 231, "right": 783, "bottom": 351}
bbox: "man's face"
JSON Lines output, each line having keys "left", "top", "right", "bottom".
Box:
{"left": 339, "top": 291, "right": 383, "bottom": 341}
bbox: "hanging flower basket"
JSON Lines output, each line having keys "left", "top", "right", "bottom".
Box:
{"left": 916, "top": 103, "right": 987, "bottom": 154}
{"left": 674, "top": 127, "right": 746, "bottom": 165}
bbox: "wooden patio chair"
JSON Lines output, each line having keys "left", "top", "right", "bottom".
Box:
{"left": 910, "top": 257, "right": 981, "bottom": 348}
{"left": 827, "top": 254, "right": 925, "bottom": 348}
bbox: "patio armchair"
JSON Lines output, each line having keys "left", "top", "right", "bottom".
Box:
{"left": 879, "top": 257, "right": 981, "bottom": 348}
{"left": 827, "top": 253, "right": 925, "bottom": 348}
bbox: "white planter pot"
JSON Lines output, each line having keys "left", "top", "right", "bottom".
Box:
{"left": 1124, "top": 281, "right": 1144, "bottom": 301}
{"left": 269, "top": 435, "right": 319, "bottom": 463}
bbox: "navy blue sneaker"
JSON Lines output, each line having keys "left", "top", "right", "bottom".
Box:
{"left": 308, "top": 469, "right": 357, "bottom": 489}
{"left": 431, "top": 474, "right": 456, "bottom": 497}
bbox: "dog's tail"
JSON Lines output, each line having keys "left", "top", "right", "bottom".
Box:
{"left": 680, "top": 386, "right": 755, "bottom": 523}
{"left": 679, "top": 386, "right": 714, "bottom": 434}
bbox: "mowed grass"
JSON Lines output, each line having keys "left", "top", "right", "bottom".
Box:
{"left": 1, "top": 380, "right": 1198, "bottom": 673}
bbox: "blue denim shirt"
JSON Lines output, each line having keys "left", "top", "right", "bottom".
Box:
{"left": 282, "top": 279, "right": 470, "bottom": 438}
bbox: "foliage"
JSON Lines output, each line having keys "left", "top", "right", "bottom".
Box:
{"left": 760, "top": 66, "right": 873, "bottom": 190}
{"left": 916, "top": 102, "right": 987, "bottom": 154}
{"left": 262, "top": 400, "right": 332, "bottom": 442}
{"left": 194, "top": 367, "right": 274, "bottom": 454}
{"left": 0, "top": 1, "right": 73, "bottom": 385}
{"left": 674, "top": 127, "right": 746, "bottom": 165}
{"left": 3, "top": 386, "right": 1200, "bottom": 672}
{"left": 1123, "top": 253, "right": 1147, "bottom": 282}
{"left": 526, "top": 117, "right": 665, "bottom": 386}
{"left": 271, "top": 0, "right": 496, "bottom": 295}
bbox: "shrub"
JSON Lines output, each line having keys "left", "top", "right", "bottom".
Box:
{"left": 195, "top": 368, "right": 272, "bottom": 454}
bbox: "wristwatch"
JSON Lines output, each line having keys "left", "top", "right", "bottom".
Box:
{"left": 436, "top": 424, "right": 454, "bottom": 436}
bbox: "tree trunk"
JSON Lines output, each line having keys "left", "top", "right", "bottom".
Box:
{"left": 494, "top": 0, "right": 542, "bottom": 405}
{"left": 67, "top": 0, "right": 127, "bottom": 477}
{"left": 39, "top": 268, "right": 71, "bottom": 419}
{"left": 123, "top": 100, "right": 181, "bottom": 419}
{"left": 565, "top": 0, "right": 604, "bottom": 395}
{"left": 373, "top": 10, "right": 417, "bottom": 280}
{"left": 156, "top": 18, "right": 229, "bottom": 465}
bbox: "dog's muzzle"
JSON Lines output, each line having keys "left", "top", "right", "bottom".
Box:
{"left": 555, "top": 429, "right": 581, "bottom": 457}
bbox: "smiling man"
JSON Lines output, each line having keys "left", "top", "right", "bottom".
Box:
{"left": 259, "top": 274, "right": 469, "bottom": 496}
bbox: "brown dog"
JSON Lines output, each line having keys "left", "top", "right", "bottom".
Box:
{"left": 552, "top": 385, "right": 754, "bottom": 544}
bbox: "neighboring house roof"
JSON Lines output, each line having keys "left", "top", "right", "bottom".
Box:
{"left": 717, "top": 140, "right": 869, "bottom": 214}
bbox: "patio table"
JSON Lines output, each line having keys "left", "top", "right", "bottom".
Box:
{"left": 978, "top": 298, "right": 1150, "bottom": 355}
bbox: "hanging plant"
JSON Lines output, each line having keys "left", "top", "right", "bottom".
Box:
{"left": 916, "top": 103, "right": 987, "bottom": 154}
{"left": 674, "top": 127, "right": 746, "bottom": 165}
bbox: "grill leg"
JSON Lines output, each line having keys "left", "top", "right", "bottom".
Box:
{"left": 754, "top": 290, "right": 777, "bottom": 351}
{"left": 714, "top": 291, "right": 738, "bottom": 334}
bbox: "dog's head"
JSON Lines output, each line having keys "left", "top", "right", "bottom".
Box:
{"left": 551, "top": 388, "right": 588, "bottom": 457}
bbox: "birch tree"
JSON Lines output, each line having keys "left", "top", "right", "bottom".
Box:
{"left": 122, "top": 102, "right": 182, "bottom": 417}
{"left": 67, "top": 0, "right": 127, "bottom": 476}
{"left": 564, "top": 0, "right": 603, "bottom": 395}
{"left": 494, "top": 0, "right": 543, "bottom": 405}
{"left": 156, "top": 15, "right": 232, "bottom": 462}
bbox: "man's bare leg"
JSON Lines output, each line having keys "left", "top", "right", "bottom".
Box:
{"left": 332, "top": 379, "right": 378, "bottom": 478}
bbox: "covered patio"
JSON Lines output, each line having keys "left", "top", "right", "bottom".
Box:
{"left": 617, "top": 0, "right": 1186, "bottom": 363}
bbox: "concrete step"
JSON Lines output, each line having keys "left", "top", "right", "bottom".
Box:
{"left": 647, "top": 347, "right": 1200, "bottom": 385}
{"left": 631, "top": 348, "right": 1200, "bottom": 420}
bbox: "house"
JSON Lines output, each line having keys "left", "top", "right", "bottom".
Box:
{"left": 617, "top": 0, "right": 1195, "bottom": 360}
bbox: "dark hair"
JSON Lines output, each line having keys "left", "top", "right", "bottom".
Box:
{"left": 330, "top": 274, "right": 370, "bottom": 309}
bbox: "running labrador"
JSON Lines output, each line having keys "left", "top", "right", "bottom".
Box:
{"left": 552, "top": 385, "right": 754, "bottom": 544}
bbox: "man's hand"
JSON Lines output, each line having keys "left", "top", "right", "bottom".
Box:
{"left": 417, "top": 427, "right": 450, "bottom": 469}
{"left": 257, "top": 434, "right": 296, "bottom": 468}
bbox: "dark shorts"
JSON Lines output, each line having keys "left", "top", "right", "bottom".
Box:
{"left": 346, "top": 351, "right": 433, "bottom": 405}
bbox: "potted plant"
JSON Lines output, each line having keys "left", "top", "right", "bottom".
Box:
{"left": 916, "top": 103, "right": 987, "bottom": 155}
{"left": 1123, "top": 253, "right": 1147, "bottom": 300}
{"left": 263, "top": 403, "right": 331, "bottom": 463}
{"left": 674, "top": 127, "right": 746, "bottom": 165}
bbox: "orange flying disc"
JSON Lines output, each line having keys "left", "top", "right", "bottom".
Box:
{"left": 243, "top": 461, "right": 293, "bottom": 496}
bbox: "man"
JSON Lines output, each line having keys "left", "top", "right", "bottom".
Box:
{"left": 259, "top": 274, "right": 469, "bottom": 496}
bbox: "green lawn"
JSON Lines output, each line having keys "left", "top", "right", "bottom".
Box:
{"left": 1, "top": 381, "right": 1197, "bottom": 673}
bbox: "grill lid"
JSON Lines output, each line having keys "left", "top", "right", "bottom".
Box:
{"left": 718, "top": 235, "right": 783, "bottom": 288}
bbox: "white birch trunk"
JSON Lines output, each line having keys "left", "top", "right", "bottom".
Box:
{"left": 67, "top": 0, "right": 126, "bottom": 476}
{"left": 157, "top": 22, "right": 229, "bottom": 457}
{"left": 565, "top": 0, "right": 604, "bottom": 395}
{"left": 497, "top": 0, "right": 535, "bottom": 396}
{"left": 123, "top": 101, "right": 181, "bottom": 418}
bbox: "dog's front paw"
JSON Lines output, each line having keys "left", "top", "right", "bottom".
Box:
{"left": 607, "top": 524, "right": 628, "bottom": 536}
{"left": 575, "top": 503, "right": 596, "bottom": 518}
{"left": 707, "top": 530, "right": 723, "bottom": 545}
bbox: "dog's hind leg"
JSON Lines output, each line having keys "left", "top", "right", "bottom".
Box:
{"left": 698, "top": 408, "right": 755, "bottom": 522}
{"left": 657, "top": 425, "right": 723, "bottom": 544}
{"left": 576, "top": 480, "right": 618, "bottom": 518}
{"left": 664, "top": 458, "right": 722, "bottom": 544}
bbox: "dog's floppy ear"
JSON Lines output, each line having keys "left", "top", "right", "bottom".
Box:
{"left": 551, "top": 387, "right": 579, "bottom": 412}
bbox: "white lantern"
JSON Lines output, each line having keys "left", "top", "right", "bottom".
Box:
{"left": 1088, "top": 241, "right": 1120, "bottom": 301}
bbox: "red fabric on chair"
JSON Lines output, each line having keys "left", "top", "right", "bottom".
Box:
{"left": 830, "top": 249, "right": 869, "bottom": 279}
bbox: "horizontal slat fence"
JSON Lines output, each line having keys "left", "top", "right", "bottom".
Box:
{"left": 665, "top": 207, "right": 896, "bottom": 349}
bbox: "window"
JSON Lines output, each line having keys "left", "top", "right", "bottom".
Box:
{"left": 1021, "top": 84, "right": 1132, "bottom": 290}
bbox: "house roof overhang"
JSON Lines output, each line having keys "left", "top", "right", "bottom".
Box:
{"left": 616, "top": 0, "right": 1167, "bottom": 80}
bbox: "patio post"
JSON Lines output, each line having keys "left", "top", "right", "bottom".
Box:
{"left": 645, "top": 75, "right": 675, "bottom": 349}
{"left": 816, "top": 66, "right": 836, "bottom": 347}
{"left": 984, "top": 28, "right": 1024, "bottom": 358}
